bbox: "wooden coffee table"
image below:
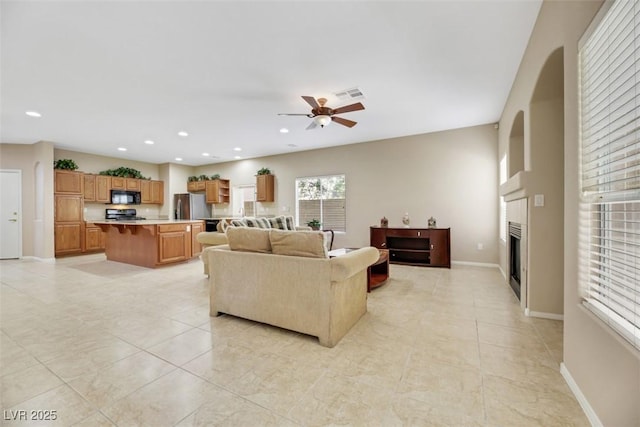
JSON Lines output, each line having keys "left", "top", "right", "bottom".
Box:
{"left": 329, "top": 248, "right": 389, "bottom": 292}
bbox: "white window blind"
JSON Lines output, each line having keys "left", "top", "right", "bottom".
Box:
{"left": 579, "top": 0, "right": 640, "bottom": 351}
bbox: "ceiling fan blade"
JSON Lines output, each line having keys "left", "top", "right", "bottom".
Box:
{"left": 278, "top": 113, "right": 313, "bottom": 116}
{"left": 332, "top": 102, "right": 365, "bottom": 115}
{"left": 306, "top": 121, "right": 318, "bottom": 130}
{"left": 302, "top": 96, "right": 319, "bottom": 109}
{"left": 332, "top": 116, "right": 357, "bottom": 128}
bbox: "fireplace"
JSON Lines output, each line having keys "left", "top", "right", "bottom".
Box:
{"left": 509, "top": 222, "right": 522, "bottom": 300}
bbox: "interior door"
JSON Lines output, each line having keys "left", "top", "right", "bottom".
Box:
{"left": 0, "top": 170, "right": 22, "bottom": 258}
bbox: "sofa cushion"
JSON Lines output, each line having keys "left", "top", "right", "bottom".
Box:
{"left": 226, "top": 227, "right": 271, "bottom": 253}
{"left": 269, "top": 229, "right": 328, "bottom": 258}
{"left": 285, "top": 215, "right": 295, "bottom": 230}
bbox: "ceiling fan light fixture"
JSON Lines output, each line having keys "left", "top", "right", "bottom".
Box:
{"left": 314, "top": 115, "right": 331, "bottom": 128}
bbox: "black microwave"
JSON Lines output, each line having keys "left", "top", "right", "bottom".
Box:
{"left": 110, "top": 190, "right": 141, "bottom": 205}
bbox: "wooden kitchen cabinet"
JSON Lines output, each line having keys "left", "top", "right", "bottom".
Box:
{"left": 205, "top": 179, "right": 230, "bottom": 204}
{"left": 55, "top": 170, "right": 83, "bottom": 194}
{"left": 370, "top": 227, "right": 450, "bottom": 268}
{"left": 157, "top": 223, "right": 192, "bottom": 264}
{"left": 126, "top": 178, "right": 140, "bottom": 191}
{"left": 54, "top": 194, "right": 84, "bottom": 256}
{"left": 84, "top": 223, "right": 105, "bottom": 252}
{"left": 187, "top": 181, "right": 206, "bottom": 192}
{"left": 55, "top": 195, "right": 83, "bottom": 222}
{"left": 151, "top": 180, "right": 163, "bottom": 204}
{"left": 83, "top": 174, "right": 96, "bottom": 201}
{"left": 256, "top": 174, "right": 274, "bottom": 202}
{"left": 55, "top": 223, "right": 83, "bottom": 255}
{"left": 95, "top": 175, "right": 111, "bottom": 202}
{"left": 140, "top": 180, "right": 152, "bottom": 204}
{"left": 141, "top": 180, "right": 163, "bottom": 204}
{"left": 191, "top": 221, "right": 203, "bottom": 256}
{"left": 110, "top": 177, "right": 126, "bottom": 190}
{"left": 84, "top": 174, "right": 112, "bottom": 203}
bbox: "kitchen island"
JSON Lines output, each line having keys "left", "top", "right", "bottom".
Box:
{"left": 92, "top": 219, "right": 204, "bottom": 268}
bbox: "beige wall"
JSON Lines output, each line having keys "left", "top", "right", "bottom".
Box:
{"left": 0, "top": 142, "right": 55, "bottom": 259}
{"left": 195, "top": 124, "right": 499, "bottom": 264}
{"left": 499, "top": 0, "right": 640, "bottom": 425}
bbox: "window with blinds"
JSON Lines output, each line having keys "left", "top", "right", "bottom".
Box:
{"left": 579, "top": 0, "right": 640, "bottom": 351}
{"left": 295, "top": 175, "right": 346, "bottom": 232}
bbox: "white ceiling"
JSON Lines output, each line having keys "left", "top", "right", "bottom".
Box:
{"left": 1, "top": 0, "right": 541, "bottom": 166}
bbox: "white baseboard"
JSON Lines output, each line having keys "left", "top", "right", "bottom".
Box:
{"left": 498, "top": 265, "right": 506, "bottom": 279}
{"left": 451, "top": 260, "right": 500, "bottom": 269}
{"left": 20, "top": 256, "right": 56, "bottom": 263}
{"left": 560, "top": 363, "right": 602, "bottom": 427}
{"left": 524, "top": 308, "right": 564, "bottom": 320}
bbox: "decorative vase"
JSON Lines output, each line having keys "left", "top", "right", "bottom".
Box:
{"left": 402, "top": 212, "right": 410, "bottom": 227}
{"left": 380, "top": 216, "right": 388, "bottom": 228}
{"left": 428, "top": 217, "right": 437, "bottom": 228}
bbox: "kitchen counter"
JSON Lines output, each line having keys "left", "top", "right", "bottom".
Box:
{"left": 94, "top": 220, "right": 204, "bottom": 268}
{"left": 91, "top": 219, "right": 198, "bottom": 225}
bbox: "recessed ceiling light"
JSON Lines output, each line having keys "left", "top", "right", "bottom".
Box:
{"left": 287, "top": 143, "right": 298, "bottom": 148}
{"left": 25, "top": 111, "right": 42, "bottom": 118}
{"left": 178, "top": 131, "right": 189, "bottom": 137}
{"left": 234, "top": 156, "right": 242, "bottom": 159}
{"left": 202, "top": 153, "right": 210, "bottom": 157}
{"left": 175, "top": 157, "right": 183, "bottom": 161}
{"left": 144, "top": 140, "right": 154, "bottom": 145}
{"left": 117, "top": 147, "right": 127, "bottom": 151}
{"left": 280, "top": 128, "right": 289, "bottom": 134}
{"left": 233, "top": 147, "right": 242, "bottom": 152}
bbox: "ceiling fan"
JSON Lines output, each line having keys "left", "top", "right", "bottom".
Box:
{"left": 278, "top": 96, "right": 365, "bottom": 130}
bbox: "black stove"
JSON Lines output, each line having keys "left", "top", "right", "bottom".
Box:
{"left": 105, "top": 208, "right": 146, "bottom": 221}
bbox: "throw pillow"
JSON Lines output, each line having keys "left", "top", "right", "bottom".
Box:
{"left": 226, "top": 227, "right": 271, "bottom": 253}
{"left": 243, "top": 217, "right": 260, "bottom": 227}
{"left": 269, "top": 229, "right": 328, "bottom": 258}
{"left": 230, "top": 219, "right": 246, "bottom": 227}
{"left": 268, "top": 216, "right": 289, "bottom": 230}
{"left": 284, "top": 215, "right": 295, "bottom": 231}
{"left": 255, "top": 217, "right": 271, "bottom": 228}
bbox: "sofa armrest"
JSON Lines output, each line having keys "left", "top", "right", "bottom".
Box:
{"left": 295, "top": 226, "right": 312, "bottom": 231}
{"left": 330, "top": 247, "right": 380, "bottom": 282}
{"left": 197, "top": 232, "right": 228, "bottom": 246}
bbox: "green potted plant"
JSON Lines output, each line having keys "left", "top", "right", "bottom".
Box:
{"left": 53, "top": 159, "right": 79, "bottom": 170}
{"left": 187, "top": 176, "right": 199, "bottom": 182}
{"left": 210, "top": 173, "right": 221, "bottom": 180}
{"left": 306, "top": 219, "right": 321, "bottom": 230}
{"left": 198, "top": 174, "right": 209, "bottom": 181}
{"left": 257, "top": 167, "right": 271, "bottom": 175}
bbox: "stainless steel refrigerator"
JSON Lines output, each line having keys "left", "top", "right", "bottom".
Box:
{"left": 173, "top": 193, "right": 210, "bottom": 220}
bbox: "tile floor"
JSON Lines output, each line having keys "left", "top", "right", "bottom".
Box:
{"left": 0, "top": 254, "right": 589, "bottom": 426}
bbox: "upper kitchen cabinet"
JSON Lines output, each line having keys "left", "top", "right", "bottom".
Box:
{"left": 141, "top": 180, "right": 164, "bottom": 205}
{"left": 83, "top": 174, "right": 111, "bottom": 203}
{"left": 256, "top": 174, "right": 275, "bottom": 202}
{"left": 55, "top": 170, "right": 83, "bottom": 194}
{"left": 205, "top": 179, "right": 230, "bottom": 204}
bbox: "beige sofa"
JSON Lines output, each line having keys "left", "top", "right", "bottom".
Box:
{"left": 196, "top": 216, "right": 311, "bottom": 275}
{"left": 207, "top": 227, "right": 379, "bottom": 347}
